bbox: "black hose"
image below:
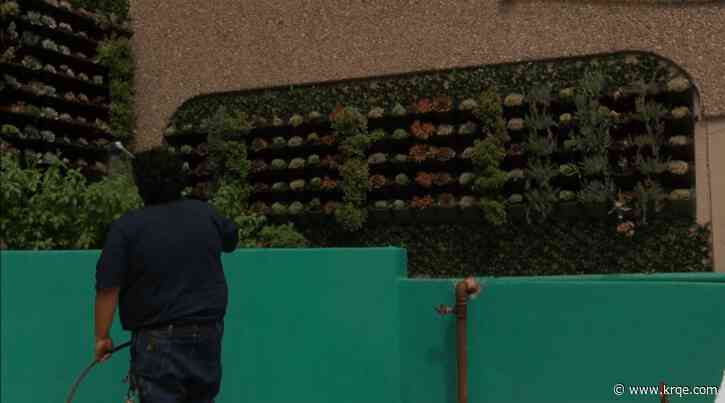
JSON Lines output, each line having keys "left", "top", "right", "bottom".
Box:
{"left": 65, "top": 341, "right": 131, "bottom": 403}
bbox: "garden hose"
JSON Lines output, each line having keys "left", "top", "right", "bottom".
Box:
{"left": 65, "top": 340, "right": 131, "bottom": 403}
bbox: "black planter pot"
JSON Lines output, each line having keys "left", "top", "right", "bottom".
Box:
{"left": 666, "top": 199, "right": 695, "bottom": 219}
{"left": 582, "top": 202, "right": 610, "bottom": 221}
{"left": 555, "top": 202, "right": 581, "bottom": 221}
{"left": 503, "top": 104, "right": 527, "bottom": 120}
{"left": 431, "top": 111, "right": 452, "bottom": 125}
{"left": 504, "top": 179, "right": 526, "bottom": 195}
{"left": 666, "top": 116, "right": 695, "bottom": 136}
{"left": 415, "top": 208, "right": 440, "bottom": 225}
{"left": 553, "top": 150, "right": 580, "bottom": 165}
{"left": 430, "top": 135, "right": 456, "bottom": 147}
{"left": 666, "top": 87, "right": 694, "bottom": 109}
{"left": 302, "top": 212, "right": 327, "bottom": 227}
{"left": 503, "top": 154, "right": 526, "bottom": 170}
{"left": 612, "top": 173, "right": 640, "bottom": 191}
{"left": 436, "top": 207, "right": 459, "bottom": 223}
{"left": 660, "top": 172, "right": 695, "bottom": 190}
{"left": 507, "top": 129, "right": 527, "bottom": 143}
{"left": 506, "top": 204, "right": 527, "bottom": 224}
{"left": 458, "top": 158, "right": 474, "bottom": 171}
{"left": 456, "top": 135, "right": 477, "bottom": 149}
{"left": 368, "top": 141, "right": 393, "bottom": 155}
{"left": 368, "top": 209, "right": 392, "bottom": 224}
{"left": 391, "top": 208, "right": 414, "bottom": 224}
{"left": 664, "top": 143, "right": 695, "bottom": 161}
{"left": 460, "top": 207, "right": 484, "bottom": 223}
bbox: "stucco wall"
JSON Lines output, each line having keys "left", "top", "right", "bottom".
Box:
{"left": 128, "top": 0, "right": 725, "bottom": 270}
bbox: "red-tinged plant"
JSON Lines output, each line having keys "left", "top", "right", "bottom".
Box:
{"left": 251, "top": 202, "right": 270, "bottom": 214}
{"left": 433, "top": 172, "right": 452, "bottom": 187}
{"left": 254, "top": 182, "right": 270, "bottom": 192}
{"left": 410, "top": 121, "right": 434, "bottom": 140}
{"left": 321, "top": 155, "right": 339, "bottom": 170}
{"left": 328, "top": 104, "right": 344, "bottom": 121}
{"left": 369, "top": 174, "right": 387, "bottom": 190}
{"left": 411, "top": 195, "right": 434, "bottom": 209}
{"left": 432, "top": 96, "right": 452, "bottom": 112}
{"left": 323, "top": 201, "right": 339, "bottom": 215}
{"left": 415, "top": 172, "right": 433, "bottom": 188}
{"left": 194, "top": 143, "right": 209, "bottom": 157}
{"left": 251, "top": 138, "right": 268, "bottom": 152}
{"left": 435, "top": 147, "right": 456, "bottom": 161}
{"left": 508, "top": 143, "right": 524, "bottom": 156}
{"left": 252, "top": 160, "right": 268, "bottom": 173}
{"left": 438, "top": 193, "right": 456, "bottom": 208}
{"left": 320, "top": 134, "right": 337, "bottom": 145}
{"left": 321, "top": 176, "right": 338, "bottom": 191}
{"left": 415, "top": 98, "right": 433, "bottom": 114}
{"left": 409, "top": 144, "right": 430, "bottom": 163}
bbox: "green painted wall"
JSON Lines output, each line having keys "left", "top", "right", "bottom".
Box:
{"left": 399, "top": 277, "right": 725, "bottom": 403}
{"left": 2, "top": 250, "right": 724, "bottom": 403}
{"left": 0, "top": 249, "right": 404, "bottom": 403}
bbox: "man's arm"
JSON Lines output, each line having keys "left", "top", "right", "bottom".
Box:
{"left": 94, "top": 287, "right": 119, "bottom": 361}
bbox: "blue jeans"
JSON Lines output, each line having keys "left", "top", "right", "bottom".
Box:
{"left": 129, "top": 322, "right": 223, "bottom": 403}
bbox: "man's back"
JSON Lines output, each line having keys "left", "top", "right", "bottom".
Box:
{"left": 95, "top": 198, "right": 238, "bottom": 331}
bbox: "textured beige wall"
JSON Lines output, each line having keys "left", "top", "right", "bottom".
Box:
{"left": 706, "top": 117, "right": 725, "bottom": 272}
{"left": 129, "top": 0, "right": 725, "bottom": 149}
{"left": 129, "top": 0, "right": 724, "bottom": 268}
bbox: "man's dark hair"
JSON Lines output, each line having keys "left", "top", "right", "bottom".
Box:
{"left": 132, "top": 147, "right": 186, "bottom": 205}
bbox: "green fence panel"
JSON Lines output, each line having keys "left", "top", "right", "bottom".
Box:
{"left": 1, "top": 248, "right": 404, "bottom": 403}
{"left": 399, "top": 277, "right": 725, "bottom": 403}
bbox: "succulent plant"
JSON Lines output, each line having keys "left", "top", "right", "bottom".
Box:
{"left": 307, "top": 154, "right": 321, "bottom": 166}
{"left": 459, "top": 172, "right": 475, "bottom": 186}
{"left": 411, "top": 195, "right": 434, "bottom": 209}
{"left": 459, "top": 196, "right": 477, "bottom": 208}
{"left": 507, "top": 194, "right": 524, "bottom": 204}
{"left": 373, "top": 200, "right": 390, "bottom": 210}
{"left": 290, "top": 179, "right": 306, "bottom": 192}
{"left": 415, "top": 98, "right": 433, "bottom": 114}
{"left": 307, "top": 198, "right": 322, "bottom": 212}
{"left": 559, "top": 190, "right": 577, "bottom": 201}
{"left": 272, "top": 137, "right": 286, "bottom": 149}
{"left": 251, "top": 159, "right": 268, "bottom": 173}
{"left": 368, "top": 153, "right": 387, "bottom": 165}
{"left": 667, "top": 160, "right": 689, "bottom": 175}
{"left": 432, "top": 172, "right": 452, "bottom": 187}
{"left": 392, "top": 103, "right": 407, "bottom": 116}
{"left": 307, "top": 111, "right": 322, "bottom": 122}
{"left": 392, "top": 129, "right": 409, "bottom": 140}
{"left": 288, "top": 136, "right": 303, "bottom": 147}
{"left": 272, "top": 182, "right": 289, "bottom": 192}
{"left": 459, "top": 98, "right": 478, "bottom": 111}
{"left": 271, "top": 203, "right": 288, "bottom": 215}
{"left": 393, "top": 154, "right": 408, "bottom": 164}
{"left": 40, "top": 130, "right": 55, "bottom": 142}
{"left": 409, "top": 144, "right": 429, "bottom": 162}
{"left": 436, "top": 125, "right": 454, "bottom": 136}
{"left": 289, "top": 158, "right": 306, "bottom": 170}
{"left": 671, "top": 107, "right": 690, "bottom": 120}
{"left": 392, "top": 200, "right": 407, "bottom": 210}
{"left": 560, "top": 113, "right": 573, "bottom": 125}
{"left": 1, "top": 124, "right": 20, "bottom": 135}
{"left": 369, "top": 175, "right": 387, "bottom": 190}
{"left": 272, "top": 116, "right": 284, "bottom": 126}
{"left": 307, "top": 132, "right": 320, "bottom": 144}
{"left": 559, "top": 164, "right": 579, "bottom": 177}
{"left": 395, "top": 174, "right": 410, "bottom": 186}
{"left": 271, "top": 159, "right": 287, "bottom": 170}
{"left": 507, "top": 169, "right": 525, "bottom": 181}
{"left": 559, "top": 87, "right": 575, "bottom": 99}
{"left": 410, "top": 121, "right": 435, "bottom": 140}
{"left": 458, "top": 122, "right": 477, "bottom": 136}
{"left": 289, "top": 114, "right": 304, "bottom": 127}
{"left": 668, "top": 135, "right": 690, "bottom": 146}
{"left": 289, "top": 202, "right": 305, "bottom": 215}
{"left": 666, "top": 77, "right": 690, "bottom": 93}
{"left": 668, "top": 189, "right": 692, "bottom": 201}
{"left": 504, "top": 93, "right": 524, "bottom": 107}
{"left": 415, "top": 172, "right": 433, "bottom": 188}
{"left": 308, "top": 177, "right": 322, "bottom": 191}
{"left": 368, "top": 107, "right": 385, "bottom": 119}
{"left": 507, "top": 118, "right": 525, "bottom": 131}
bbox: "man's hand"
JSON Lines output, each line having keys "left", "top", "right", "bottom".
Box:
{"left": 94, "top": 337, "right": 113, "bottom": 362}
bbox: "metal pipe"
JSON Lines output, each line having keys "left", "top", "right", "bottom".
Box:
{"left": 437, "top": 277, "right": 481, "bottom": 403}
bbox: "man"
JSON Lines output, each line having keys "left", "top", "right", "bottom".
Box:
{"left": 94, "top": 147, "right": 238, "bottom": 402}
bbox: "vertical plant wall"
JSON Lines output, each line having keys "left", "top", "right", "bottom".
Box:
{"left": 0, "top": 0, "right": 133, "bottom": 178}
{"left": 163, "top": 53, "right": 707, "bottom": 275}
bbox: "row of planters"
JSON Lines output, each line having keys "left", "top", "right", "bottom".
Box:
{"left": 3, "top": 74, "right": 109, "bottom": 117}
{"left": 6, "top": 23, "right": 107, "bottom": 78}
{"left": 1, "top": 1, "right": 132, "bottom": 41}
{"left": 1, "top": 0, "right": 135, "bottom": 178}
{"left": 2, "top": 140, "right": 109, "bottom": 176}
{"left": 1, "top": 123, "right": 112, "bottom": 150}
{"left": 165, "top": 75, "right": 694, "bottom": 139}
{"left": 0, "top": 101, "right": 111, "bottom": 134}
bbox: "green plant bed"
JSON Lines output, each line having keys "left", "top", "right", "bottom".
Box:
{"left": 300, "top": 214, "right": 710, "bottom": 277}
{"left": 666, "top": 116, "right": 695, "bottom": 136}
